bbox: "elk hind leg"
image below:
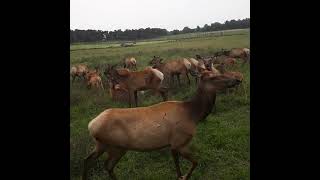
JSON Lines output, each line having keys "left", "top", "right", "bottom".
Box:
{"left": 104, "top": 147, "right": 127, "bottom": 180}
{"left": 82, "top": 144, "right": 106, "bottom": 180}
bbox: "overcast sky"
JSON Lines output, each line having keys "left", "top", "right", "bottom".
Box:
{"left": 70, "top": 0, "right": 250, "bottom": 31}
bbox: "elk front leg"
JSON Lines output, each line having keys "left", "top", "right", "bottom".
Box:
{"left": 134, "top": 90, "right": 138, "bottom": 107}
{"left": 171, "top": 74, "right": 175, "bottom": 86}
{"left": 177, "top": 74, "right": 181, "bottom": 87}
{"left": 158, "top": 88, "right": 168, "bottom": 101}
{"left": 128, "top": 90, "right": 132, "bottom": 107}
{"left": 177, "top": 146, "right": 198, "bottom": 180}
{"left": 185, "top": 72, "right": 190, "bottom": 85}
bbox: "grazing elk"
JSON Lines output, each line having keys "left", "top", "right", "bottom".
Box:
{"left": 85, "top": 69, "right": 104, "bottom": 90}
{"left": 82, "top": 70, "right": 241, "bottom": 180}
{"left": 107, "top": 80, "right": 129, "bottom": 102}
{"left": 222, "top": 48, "right": 250, "bottom": 63}
{"left": 122, "top": 57, "right": 137, "bottom": 70}
{"left": 104, "top": 64, "right": 168, "bottom": 107}
{"left": 211, "top": 55, "right": 236, "bottom": 66}
{"left": 70, "top": 64, "right": 89, "bottom": 82}
{"left": 150, "top": 56, "right": 192, "bottom": 86}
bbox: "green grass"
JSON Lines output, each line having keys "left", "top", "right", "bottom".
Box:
{"left": 70, "top": 32, "right": 250, "bottom": 180}
{"left": 70, "top": 29, "right": 249, "bottom": 51}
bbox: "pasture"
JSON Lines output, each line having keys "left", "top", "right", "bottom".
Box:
{"left": 70, "top": 29, "right": 250, "bottom": 180}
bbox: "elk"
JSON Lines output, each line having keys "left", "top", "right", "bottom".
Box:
{"left": 187, "top": 57, "right": 207, "bottom": 83}
{"left": 223, "top": 48, "right": 250, "bottom": 63}
{"left": 214, "top": 63, "right": 243, "bottom": 95}
{"left": 70, "top": 64, "right": 89, "bottom": 82}
{"left": 195, "top": 54, "right": 215, "bottom": 70}
{"left": 107, "top": 80, "right": 129, "bottom": 102}
{"left": 104, "top": 64, "right": 168, "bottom": 107}
{"left": 85, "top": 68, "right": 104, "bottom": 90}
{"left": 82, "top": 71, "right": 241, "bottom": 180}
{"left": 122, "top": 57, "right": 137, "bottom": 70}
{"left": 214, "top": 63, "right": 244, "bottom": 82}
{"left": 149, "top": 56, "right": 192, "bottom": 86}
{"left": 210, "top": 55, "right": 236, "bottom": 66}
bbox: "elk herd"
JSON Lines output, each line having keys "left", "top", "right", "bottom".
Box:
{"left": 71, "top": 47, "right": 250, "bottom": 180}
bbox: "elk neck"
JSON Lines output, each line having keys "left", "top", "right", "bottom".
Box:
{"left": 185, "top": 83, "right": 217, "bottom": 124}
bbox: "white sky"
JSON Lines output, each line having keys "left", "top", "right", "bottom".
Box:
{"left": 70, "top": 0, "right": 250, "bottom": 31}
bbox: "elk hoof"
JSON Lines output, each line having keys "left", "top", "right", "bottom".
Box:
{"left": 178, "top": 175, "right": 187, "bottom": 180}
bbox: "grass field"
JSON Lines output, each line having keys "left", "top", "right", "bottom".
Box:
{"left": 70, "top": 29, "right": 249, "bottom": 51}
{"left": 70, "top": 30, "right": 250, "bottom": 180}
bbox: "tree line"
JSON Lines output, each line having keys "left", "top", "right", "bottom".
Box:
{"left": 70, "top": 18, "right": 249, "bottom": 43}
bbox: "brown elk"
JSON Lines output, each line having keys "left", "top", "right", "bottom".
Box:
{"left": 70, "top": 64, "right": 89, "bottom": 82}
{"left": 214, "top": 63, "right": 243, "bottom": 95}
{"left": 107, "top": 80, "right": 129, "bottom": 102}
{"left": 210, "top": 55, "right": 236, "bottom": 66}
{"left": 85, "top": 68, "right": 104, "bottom": 90}
{"left": 214, "top": 63, "right": 244, "bottom": 82}
{"left": 122, "top": 57, "right": 137, "bottom": 70}
{"left": 223, "top": 48, "right": 250, "bottom": 63}
{"left": 187, "top": 57, "right": 207, "bottom": 83}
{"left": 195, "top": 54, "right": 216, "bottom": 71}
{"left": 104, "top": 64, "right": 168, "bottom": 107}
{"left": 82, "top": 71, "right": 241, "bottom": 180}
{"left": 149, "top": 56, "right": 192, "bottom": 86}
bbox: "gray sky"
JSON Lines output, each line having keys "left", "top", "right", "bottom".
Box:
{"left": 70, "top": 0, "right": 250, "bottom": 31}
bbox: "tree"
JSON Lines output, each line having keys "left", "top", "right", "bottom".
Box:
{"left": 196, "top": 26, "right": 201, "bottom": 32}
{"left": 182, "top": 26, "right": 193, "bottom": 33}
{"left": 70, "top": 18, "right": 250, "bottom": 43}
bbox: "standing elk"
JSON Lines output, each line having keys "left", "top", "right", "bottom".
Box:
{"left": 195, "top": 54, "right": 215, "bottom": 70}
{"left": 70, "top": 64, "right": 89, "bottom": 82}
{"left": 122, "top": 57, "right": 137, "bottom": 70}
{"left": 214, "top": 63, "right": 244, "bottom": 82}
{"left": 187, "top": 57, "right": 207, "bottom": 83}
{"left": 149, "top": 56, "right": 192, "bottom": 86}
{"left": 104, "top": 64, "right": 168, "bottom": 107}
{"left": 82, "top": 70, "right": 241, "bottom": 180}
{"left": 214, "top": 63, "right": 244, "bottom": 94}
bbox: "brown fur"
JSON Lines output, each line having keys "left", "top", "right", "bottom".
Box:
{"left": 70, "top": 64, "right": 89, "bottom": 82}
{"left": 85, "top": 70, "right": 104, "bottom": 90}
{"left": 187, "top": 58, "right": 207, "bottom": 83}
{"left": 123, "top": 57, "right": 137, "bottom": 70}
{"left": 108, "top": 81, "right": 129, "bottom": 102}
{"left": 228, "top": 48, "right": 250, "bottom": 63}
{"left": 82, "top": 71, "right": 240, "bottom": 180}
{"left": 150, "top": 56, "right": 191, "bottom": 86}
{"left": 104, "top": 65, "right": 168, "bottom": 107}
{"left": 214, "top": 64, "right": 243, "bottom": 95}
